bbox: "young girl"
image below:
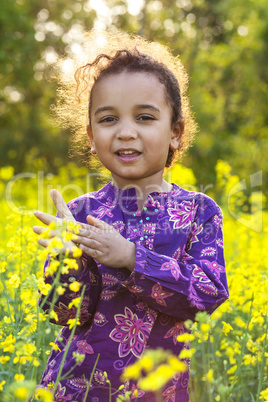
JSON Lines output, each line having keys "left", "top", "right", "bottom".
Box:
{"left": 33, "top": 31, "right": 229, "bottom": 401}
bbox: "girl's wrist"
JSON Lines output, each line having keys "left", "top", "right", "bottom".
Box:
{"left": 125, "top": 242, "right": 136, "bottom": 272}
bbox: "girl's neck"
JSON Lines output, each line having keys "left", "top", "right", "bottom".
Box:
{"left": 111, "top": 175, "right": 172, "bottom": 211}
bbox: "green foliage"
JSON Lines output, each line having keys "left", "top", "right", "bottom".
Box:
{"left": 0, "top": 0, "right": 267, "bottom": 194}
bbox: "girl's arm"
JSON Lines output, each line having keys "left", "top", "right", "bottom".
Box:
{"left": 123, "top": 208, "right": 228, "bottom": 321}
{"left": 76, "top": 204, "right": 228, "bottom": 322}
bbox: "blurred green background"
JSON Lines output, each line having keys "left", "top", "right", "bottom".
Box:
{"left": 1, "top": 0, "right": 267, "bottom": 197}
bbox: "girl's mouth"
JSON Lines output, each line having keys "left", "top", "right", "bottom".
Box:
{"left": 115, "top": 149, "right": 141, "bottom": 161}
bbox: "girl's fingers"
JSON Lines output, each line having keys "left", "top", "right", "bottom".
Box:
{"left": 79, "top": 244, "right": 101, "bottom": 259}
{"left": 33, "top": 225, "right": 44, "bottom": 234}
{"left": 74, "top": 235, "right": 102, "bottom": 249}
{"left": 37, "top": 238, "right": 50, "bottom": 248}
{"left": 33, "top": 226, "right": 58, "bottom": 237}
{"left": 34, "top": 211, "right": 60, "bottom": 226}
{"left": 86, "top": 215, "right": 111, "bottom": 231}
{"left": 50, "top": 189, "right": 75, "bottom": 221}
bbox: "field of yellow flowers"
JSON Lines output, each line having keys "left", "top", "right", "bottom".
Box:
{"left": 0, "top": 161, "right": 267, "bottom": 402}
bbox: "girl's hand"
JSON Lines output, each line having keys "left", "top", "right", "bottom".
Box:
{"left": 75, "top": 215, "right": 136, "bottom": 272}
{"left": 33, "top": 189, "right": 84, "bottom": 272}
{"left": 33, "top": 189, "right": 136, "bottom": 272}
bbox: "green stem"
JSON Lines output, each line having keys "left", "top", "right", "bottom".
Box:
{"left": 108, "top": 380, "right": 112, "bottom": 402}
{"left": 39, "top": 256, "right": 63, "bottom": 311}
{"left": 83, "top": 354, "right": 100, "bottom": 402}
{"left": 60, "top": 362, "right": 80, "bottom": 381}
{"left": 256, "top": 314, "right": 268, "bottom": 400}
{"left": 229, "top": 297, "right": 254, "bottom": 393}
{"left": 52, "top": 285, "right": 86, "bottom": 395}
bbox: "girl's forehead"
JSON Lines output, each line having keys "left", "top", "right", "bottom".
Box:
{"left": 91, "top": 71, "right": 167, "bottom": 107}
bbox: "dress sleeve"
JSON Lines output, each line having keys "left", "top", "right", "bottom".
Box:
{"left": 123, "top": 207, "right": 229, "bottom": 321}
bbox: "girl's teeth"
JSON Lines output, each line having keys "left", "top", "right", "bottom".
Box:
{"left": 119, "top": 151, "right": 135, "bottom": 155}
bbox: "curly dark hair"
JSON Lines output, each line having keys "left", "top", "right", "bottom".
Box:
{"left": 54, "top": 31, "right": 197, "bottom": 168}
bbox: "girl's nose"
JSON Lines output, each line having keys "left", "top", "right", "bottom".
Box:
{"left": 116, "top": 121, "right": 137, "bottom": 140}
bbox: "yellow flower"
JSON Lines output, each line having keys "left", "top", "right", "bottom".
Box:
{"left": 64, "top": 258, "right": 79, "bottom": 270}
{"left": 234, "top": 317, "right": 246, "bottom": 328}
{"left": 122, "top": 363, "right": 141, "bottom": 381}
{"left": 0, "top": 334, "right": 16, "bottom": 351}
{"left": 177, "top": 333, "right": 195, "bottom": 343}
{"left": 15, "top": 386, "right": 28, "bottom": 399}
{"left": 56, "top": 285, "right": 66, "bottom": 295}
{"left": 179, "top": 348, "right": 196, "bottom": 359}
{"left": 37, "top": 277, "right": 51, "bottom": 296}
{"left": 260, "top": 388, "right": 268, "bottom": 401}
{"left": 23, "top": 343, "right": 36, "bottom": 355}
{"left": 67, "top": 221, "right": 81, "bottom": 234}
{"left": 48, "top": 221, "right": 57, "bottom": 230}
{"left": 49, "top": 237, "right": 64, "bottom": 250}
{"left": 140, "top": 356, "right": 154, "bottom": 372}
{"left": 67, "top": 318, "right": 81, "bottom": 329}
{"left": 7, "top": 273, "right": 21, "bottom": 289}
{"left": 68, "top": 297, "right": 81, "bottom": 309}
{"left": 14, "top": 373, "right": 25, "bottom": 381}
{"left": 25, "top": 314, "right": 36, "bottom": 324}
{"left": 0, "top": 356, "right": 10, "bottom": 364}
{"left": 50, "top": 310, "right": 59, "bottom": 322}
{"left": 49, "top": 342, "right": 61, "bottom": 352}
{"left": 222, "top": 321, "right": 233, "bottom": 336}
{"left": 39, "top": 227, "right": 52, "bottom": 239}
{"left": 200, "top": 323, "right": 210, "bottom": 334}
{"left": 72, "top": 246, "right": 82, "bottom": 258}
{"left": 33, "top": 358, "right": 40, "bottom": 367}
{"left": 0, "top": 380, "right": 6, "bottom": 391}
{"left": 168, "top": 356, "right": 187, "bottom": 372}
{"left": 37, "top": 248, "right": 50, "bottom": 261}
{"left": 0, "top": 260, "right": 7, "bottom": 273}
{"left": 45, "top": 260, "right": 60, "bottom": 277}
{"left": 3, "top": 315, "right": 13, "bottom": 324}
{"left": 35, "top": 387, "right": 53, "bottom": 402}
{"left": 62, "top": 231, "right": 75, "bottom": 242}
{"left": 69, "top": 281, "right": 81, "bottom": 292}
{"left": 202, "top": 368, "right": 214, "bottom": 383}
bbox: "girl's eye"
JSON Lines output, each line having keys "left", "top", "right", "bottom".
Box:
{"left": 99, "top": 116, "right": 116, "bottom": 123}
{"left": 137, "top": 115, "right": 155, "bottom": 121}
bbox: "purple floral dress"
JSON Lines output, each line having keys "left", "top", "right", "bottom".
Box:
{"left": 40, "top": 182, "right": 229, "bottom": 401}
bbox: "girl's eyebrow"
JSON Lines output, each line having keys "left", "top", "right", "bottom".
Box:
{"left": 136, "top": 104, "right": 160, "bottom": 113}
{"left": 95, "top": 106, "right": 116, "bottom": 116}
{"left": 94, "top": 104, "right": 160, "bottom": 116}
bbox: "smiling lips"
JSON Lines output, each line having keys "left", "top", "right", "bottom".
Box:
{"left": 115, "top": 149, "right": 141, "bottom": 162}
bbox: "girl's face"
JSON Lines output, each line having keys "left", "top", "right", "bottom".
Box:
{"left": 88, "top": 71, "right": 182, "bottom": 190}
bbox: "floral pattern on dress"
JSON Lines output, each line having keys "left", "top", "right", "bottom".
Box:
{"left": 164, "top": 321, "right": 185, "bottom": 345}
{"left": 151, "top": 283, "right": 174, "bottom": 306}
{"left": 109, "top": 307, "right": 153, "bottom": 358}
{"left": 74, "top": 340, "right": 94, "bottom": 364}
{"left": 162, "top": 384, "right": 176, "bottom": 402}
{"left": 54, "top": 383, "right": 74, "bottom": 401}
{"left": 94, "top": 312, "right": 108, "bottom": 327}
{"left": 160, "top": 260, "right": 188, "bottom": 281}
{"left": 52, "top": 300, "right": 91, "bottom": 326}
{"left": 200, "top": 247, "right": 216, "bottom": 257}
{"left": 167, "top": 200, "right": 197, "bottom": 229}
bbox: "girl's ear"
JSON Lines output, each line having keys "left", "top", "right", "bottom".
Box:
{"left": 87, "top": 125, "right": 97, "bottom": 155}
{"left": 170, "top": 119, "right": 184, "bottom": 151}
